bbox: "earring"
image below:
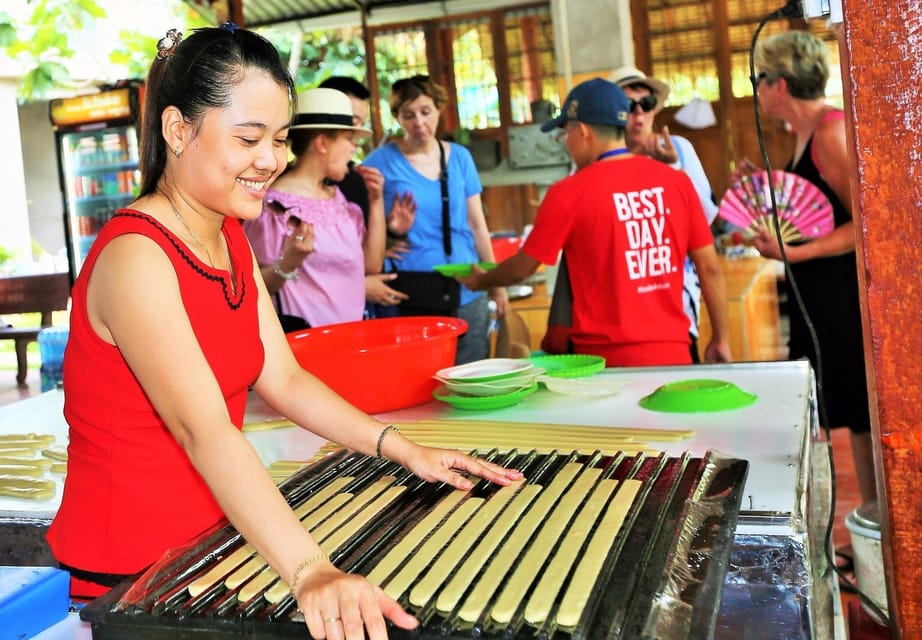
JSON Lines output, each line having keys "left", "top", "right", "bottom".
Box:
{"left": 173, "top": 147, "right": 182, "bottom": 157}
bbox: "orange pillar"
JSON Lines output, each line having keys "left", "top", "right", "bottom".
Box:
{"left": 840, "top": 0, "right": 922, "bottom": 636}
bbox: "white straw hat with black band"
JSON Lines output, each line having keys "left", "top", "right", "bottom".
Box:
{"left": 291, "top": 88, "right": 372, "bottom": 135}
{"left": 608, "top": 66, "right": 671, "bottom": 113}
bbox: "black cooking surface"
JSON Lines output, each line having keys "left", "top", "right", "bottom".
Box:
{"left": 81, "top": 448, "right": 747, "bottom": 639}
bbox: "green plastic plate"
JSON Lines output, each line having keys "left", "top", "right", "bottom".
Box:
{"left": 432, "top": 262, "right": 497, "bottom": 277}
{"left": 527, "top": 354, "right": 606, "bottom": 379}
{"left": 638, "top": 378, "right": 758, "bottom": 413}
{"left": 433, "top": 381, "right": 539, "bottom": 410}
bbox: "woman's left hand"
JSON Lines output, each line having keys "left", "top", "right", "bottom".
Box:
{"left": 388, "top": 191, "right": 417, "bottom": 237}
{"left": 752, "top": 229, "right": 783, "bottom": 260}
{"left": 403, "top": 444, "right": 524, "bottom": 491}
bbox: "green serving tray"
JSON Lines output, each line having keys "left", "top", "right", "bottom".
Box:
{"left": 432, "top": 262, "right": 497, "bottom": 277}
{"left": 432, "top": 381, "right": 539, "bottom": 410}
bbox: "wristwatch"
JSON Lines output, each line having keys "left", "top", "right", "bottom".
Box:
{"left": 272, "top": 257, "right": 298, "bottom": 281}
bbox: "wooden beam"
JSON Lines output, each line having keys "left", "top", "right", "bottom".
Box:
{"left": 840, "top": 0, "right": 922, "bottom": 635}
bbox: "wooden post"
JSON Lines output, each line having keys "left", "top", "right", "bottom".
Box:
{"left": 840, "top": 0, "right": 922, "bottom": 635}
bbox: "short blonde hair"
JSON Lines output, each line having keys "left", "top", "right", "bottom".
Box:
{"left": 755, "top": 31, "right": 829, "bottom": 100}
{"left": 389, "top": 75, "right": 449, "bottom": 117}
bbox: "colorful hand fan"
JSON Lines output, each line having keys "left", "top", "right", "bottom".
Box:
{"left": 718, "top": 170, "right": 835, "bottom": 243}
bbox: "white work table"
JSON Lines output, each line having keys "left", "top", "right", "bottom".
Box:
{"left": 0, "top": 359, "right": 837, "bottom": 639}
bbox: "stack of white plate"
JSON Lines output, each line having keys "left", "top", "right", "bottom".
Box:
{"left": 433, "top": 358, "right": 544, "bottom": 397}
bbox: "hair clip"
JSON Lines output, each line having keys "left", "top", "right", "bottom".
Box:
{"left": 156, "top": 28, "right": 183, "bottom": 60}
{"left": 220, "top": 21, "right": 239, "bottom": 34}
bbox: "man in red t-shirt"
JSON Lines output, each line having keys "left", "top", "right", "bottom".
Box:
{"left": 460, "top": 77, "right": 730, "bottom": 366}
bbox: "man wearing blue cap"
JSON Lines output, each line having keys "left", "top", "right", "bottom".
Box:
{"left": 460, "top": 77, "right": 731, "bottom": 366}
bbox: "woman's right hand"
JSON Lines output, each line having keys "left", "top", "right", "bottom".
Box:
{"left": 731, "top": 157, "right": 761, "bottom": 183}
{"left": 296, "top": 559, "right": 418, "bottom": 640}
{"left": 277, "top": 220, "right": 315, "bottom": 273}
{"left": 365, "top": 273, "right": 408, "bottom": 306}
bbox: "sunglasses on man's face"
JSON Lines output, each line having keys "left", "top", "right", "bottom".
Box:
{"left": 628, "top": 95, "right": 658, "bottom": 113}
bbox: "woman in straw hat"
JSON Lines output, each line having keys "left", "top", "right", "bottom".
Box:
{"left": 244, "top": 87, "right": 392, "bottom": 330}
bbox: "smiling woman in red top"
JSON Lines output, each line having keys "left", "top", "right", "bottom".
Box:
{"left": 46, "top": 23, "right": 522, "bottom": 640}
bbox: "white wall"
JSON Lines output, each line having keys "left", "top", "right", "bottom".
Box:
{"left": 0, "top": 75, "right": 32, "bottom": 271}
{"left": 18, "top": 100, "right": 66, "bottom": 262}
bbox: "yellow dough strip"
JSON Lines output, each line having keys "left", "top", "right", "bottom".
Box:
{"left": 556, "top": 478, "right": 642, "bottom": 628}
{"left": 396, "top": 435, "right": 652, "bottom": 456}
{"left": 188, "top": 476, "right": 355, "bottom": 597}
{"left": 263, "top": 484, "right": 408, "bottom": 604}
{"left": 0, "top": 477, "right": 56, "bottom": 500}
{"left": 242, "top": 419, "right": 296, "bottom": 432}
{"left": 291, "top": 476, "right": 355, "bottom": 519}
{"left": 318, "top": 485, "right": 406, "bottom": 556}
{"left": 490, "top": 467, "right": 603, "bottom": 624}
{"left": 0, "top": 464, "right": 48, "bottom": 477}
{"left": 402, "top": 420, "right": 695, "bottom": 442}
{"left": 523, "top": 478, "right": 617, "bottom": 624}
{"left": 229, "top": 491, "right": 353, "bottom": 594}
{"left": 189, "top": 543, "right": 257, "bottom": 597}
{"left": 366, "top": 488, "right": 469, "bottom": 586}
{"left": 458, "top": 463, "right": 583, "bottom": 623}
{"left": 0, "top": 433, "right": 56, "bottom": 445}
{"left": 238, "top": 479, "right": 397, "bottom": 602}
{"left": 0, "top": 456, "right": 52, "bottom": 469}
{"left": 435, "top": 483, "right": 542, "bottom": 614}
{"left": 41, "top": 447, "right": 68, "bottom": 461}
{"left": 223, "top": 556, "right": 268, "bottom": 592}
{"left": 382, "top": 497, "right": 484, "bottom": 601}
{"left": 409, "top": 481, "right": 523, "bottom": 607}
{"left": 308, "top": 477, "right": 397, "bottom": 543}
{"left": 0, "top": 448, "right": 41, "bottom": 459}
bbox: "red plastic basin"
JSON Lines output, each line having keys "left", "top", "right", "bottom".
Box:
{"left": 490, "top": 236, "right": 520, "bottom": 262}
{"left": 286, "top": 316, "right": 468, "bottom": 414}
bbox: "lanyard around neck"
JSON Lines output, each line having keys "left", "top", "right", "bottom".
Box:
{"left": 596, "top": 147, "right": 631, "bottom": 162}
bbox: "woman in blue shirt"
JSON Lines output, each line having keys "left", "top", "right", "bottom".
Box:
{"left": 364, "top": 75, "right": 508, "bottom": 364}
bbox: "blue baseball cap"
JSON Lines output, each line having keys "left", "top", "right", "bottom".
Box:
{"left": 540, "top": 77, "right": 630, "bottom": 132}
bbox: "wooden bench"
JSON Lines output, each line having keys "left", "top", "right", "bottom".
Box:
{"left": 0, "top": 273, "right": 71, "bottom": 387}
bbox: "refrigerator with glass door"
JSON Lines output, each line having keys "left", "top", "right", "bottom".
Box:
{"left": 49, "top": 84, "right": 142, "bottom": 281}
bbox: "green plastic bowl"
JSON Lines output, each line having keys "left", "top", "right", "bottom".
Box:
{"left": 528, "top": 354, "right": 606, "bottom": 379}
{"left": 638, "top": 378, "right": 757, "bottom": 413}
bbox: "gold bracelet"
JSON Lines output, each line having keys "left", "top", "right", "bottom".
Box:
{"left": 376, "top": 424, "right": 400, "bottom": 459}
{"left": 289, "top": 552, "right": 327, "bottom": 593}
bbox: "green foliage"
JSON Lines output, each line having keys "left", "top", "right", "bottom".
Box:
{"left": 19, "top": 61, "right": 69, "bottom": 98}
{"left": 0, "top": 245, "right": 18, "bottom": 276}
{"left": 2, "top": 0, "right": 210, "bottom": 103}
{"left": 109, "top": 32, "right": 161, "bottom": 81}
{"left": 0, "top": 17, "right": 15, "bottom": 48}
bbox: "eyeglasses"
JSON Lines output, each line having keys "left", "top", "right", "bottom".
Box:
{"left": 628, "top": 95, "right": 657, "bottom": 113}
{"left": 751, "top": 71, "right": 773, "bottom": 85}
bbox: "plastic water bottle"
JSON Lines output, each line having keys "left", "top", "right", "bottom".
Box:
{"left": 37, "top": 326, "right": 69, "bottom": 392}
